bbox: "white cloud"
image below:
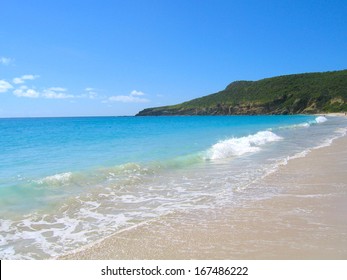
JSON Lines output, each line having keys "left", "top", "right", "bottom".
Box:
{"left": 108, "top": 90, "right": 149, "bottom": 103}
{"left": 42, "top": 87, "right": 73, "bottom": 99}
{"left": 13, "top": 85, "right": 73, "bottom": 99}
{"left": 88, "top": 92, "right": 98, "bottom": 99}
{"left": 13, "top": 86, "right": 40, "bottom": 98}
{"left": 43, "top": 92, "right": 72, "bottom": 99}
{"left": 47, "top": 87, "right": 66, "bottom": 92}
{"left": 6, "top": 72, "right": 77, "bottom": 100}
{"left": 0, "top": 80, "right": 13, "bottom": 93}
{"left": 130, "top": 90, "right": 145, "bottom": 96}
{"left": 0, "top": 57, "right": 12, "bottom": 65}
{"left": 13, "top": 74, "right": 40, "bottom": 84}
{"left": 108, "top": 95, "right": 149, "bottom": 103}
{"left": 84, "top": 87, "right": 98, "bottom": 99}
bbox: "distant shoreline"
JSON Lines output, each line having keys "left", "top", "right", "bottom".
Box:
{"left": 136, "top": 70, "right": 347, "bottom": 116}
{"left": 316, "top": 112, "right": 347, "bottom": 117}
{"left": 0, "top": 112, "right": 346, "bottom": 119}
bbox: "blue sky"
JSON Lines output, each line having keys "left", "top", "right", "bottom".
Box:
{"left": 0, "top": 0, "right": 346, "bottom": 117}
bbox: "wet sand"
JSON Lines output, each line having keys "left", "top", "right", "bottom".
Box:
{"left": 61, "top": 135, "right": 347, "bottom": 260}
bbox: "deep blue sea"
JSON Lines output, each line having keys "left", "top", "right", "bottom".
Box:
{"left": 1, "top": 115, "right": 346, "bottom": 259}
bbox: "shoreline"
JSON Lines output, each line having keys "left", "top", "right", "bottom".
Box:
{"left": 316, "top": 113, "right": 346, "bottom": 117}
{"left": 61, "top": 132, "right": 347, "bottom": 260}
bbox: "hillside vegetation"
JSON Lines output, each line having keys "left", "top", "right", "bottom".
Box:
{"left": 136, "top": 70, "right": 347, "bottom": 116}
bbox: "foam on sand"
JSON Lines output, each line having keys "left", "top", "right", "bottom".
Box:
{"left": 61, "top": 135, "right": 347, "bottom": 260}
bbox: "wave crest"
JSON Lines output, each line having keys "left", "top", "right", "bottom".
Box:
{"left": 36, "top": 172, "right": 73, "bottom": 185}
{"left": 315, "top": 116, "right": 328, "bottom": 123}
{"left": 207, "top": 131, "right": 282, "bottom": 160}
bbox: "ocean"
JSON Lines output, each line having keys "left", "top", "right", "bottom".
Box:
{"left": 0, "top": 115, "right": 347, "bottom": 259}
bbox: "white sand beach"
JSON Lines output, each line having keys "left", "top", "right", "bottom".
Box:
{"left": 61, "top": 134, "right": 347, "bottom": 260}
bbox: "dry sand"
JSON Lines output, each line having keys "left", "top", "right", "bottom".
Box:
{"left": 61, "top": 135, "right": 347, "bottom": 260}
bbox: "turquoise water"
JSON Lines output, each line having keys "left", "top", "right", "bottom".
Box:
{"left": 1, "top": 115, "right": 346, "bottom": 259}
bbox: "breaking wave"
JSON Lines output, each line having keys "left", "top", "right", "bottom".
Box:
{"left": 207, "top": 131, "right": 282, "bottom": 160}
{"left": 35, "top": 172, "right": 73, "bottom": 185}
{"left": 315, "top": 116, "right": 328, "bottom": 123}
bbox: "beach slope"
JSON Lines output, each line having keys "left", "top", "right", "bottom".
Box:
{"left": 61, "top": 135, "right": 347, "bottom": 259}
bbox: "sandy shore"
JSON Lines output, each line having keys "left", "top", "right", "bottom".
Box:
{"left": 61, "top": 135, "right": 347, "bottom": 260}
{"left": 316, "top": 112, "right": 347, "bottom": 117}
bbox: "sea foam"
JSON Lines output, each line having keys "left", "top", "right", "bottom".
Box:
{"left": 315, "top": 116, "right": 328, "bottom": 123}
{"left": 208, "top": 131, "right": 282, "bottom": 160}
{"left": 36, "top": 172, "right": 73, "bottom": 185}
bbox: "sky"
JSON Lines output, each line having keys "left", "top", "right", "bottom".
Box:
{"left": 0, "top": 0, "right": 346, "bottom": 117}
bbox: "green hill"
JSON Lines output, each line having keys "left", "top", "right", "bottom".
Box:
{"left": 136, "top": 70, "right": 347, "bottom": 116}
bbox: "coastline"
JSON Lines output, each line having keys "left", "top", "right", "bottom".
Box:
{"left": 61, "top": 131, "right": 347, "bottom": 260}
{"left": 316, "top": 112, "right": 346, "bottom": 117}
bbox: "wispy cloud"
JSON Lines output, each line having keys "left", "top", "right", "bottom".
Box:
{"left": 42, "top": 87, "right": 74, "bottom": 99}
{"left": 48, "top": 87, "right": 66, "bottom": 92}
{"left": 0, "top": 80, "right": 13, "bottom": 93}
{"left": 108, "top": 90, "right": 149, "bottom": 103}
{"left": 0, "top": 57, "right": 13, "bottom": 66}
{"left": 4, "top": 72, "right": 152, "bottom": 106}
{"left": 0, "top": 73, "right": 78, "bottom": 100}
{"left": 130, "top": 90, "right": 145, "bottom": 96}
{"left": 84, "top": 87, "right": 98, "bottom": 99}
{"left": 13, "top": 86, "right": 40, "bottom": 98}
{"left": 13, "top": 86, "right": 73, "bottom": 99}
{"left": 13, "top": 74, "right": 40, "bottom": 84}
